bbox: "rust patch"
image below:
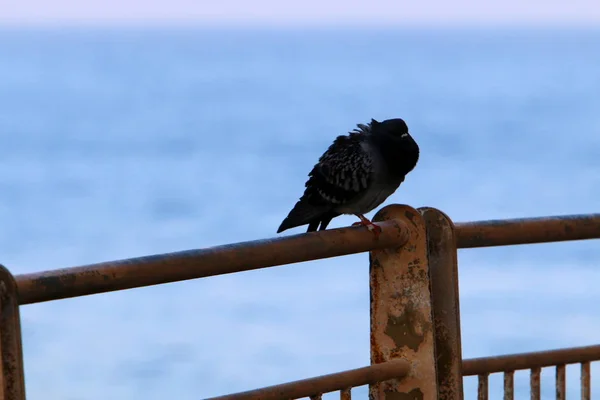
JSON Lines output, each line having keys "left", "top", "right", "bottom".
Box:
{"left": 406, "top": 259, "right": 427, "bottom": 282}
{"left": 385, "top": 305, "right": 431, "bottom": 352}
{"left": 371, "top": 258, "right": 382, "bottom": 269}
{"left": 370, "top": 257, "right": 384, "bottom": 365}
{"left": 32, "top": 273, "right": 77, "bottom": 294}
{"left": 377, "top": 209, "right": 391, "bottom": 220}
{"left": 434, "top": 320, "right": 453, "bottom": 386}
{"left": 403, "top": 210, "right": 418, "bottom": 227}
{"left": 386, "top": 388, "right": 423, "bottom": 400}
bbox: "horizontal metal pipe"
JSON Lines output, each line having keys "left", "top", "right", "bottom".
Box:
{"left": 206, "top": 360, "right": 410, "bottom": 400}
{"left": 15, "top": 219, "right": 408, "bottom": 305}
{"left": 463, "top": 344, "right": 600, "bottom": 376}
{"left": 455, "top": 213, "right": 600, "bottom": 248}
{"left": 12, "top": 211, "right": 600, "bottom": 304}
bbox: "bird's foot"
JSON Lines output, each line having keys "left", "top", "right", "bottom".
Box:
{"left": 352, "top": 215, "right": 382, "bottom": 240}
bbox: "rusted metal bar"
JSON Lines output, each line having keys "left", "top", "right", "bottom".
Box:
{"left": 581, "top": 362, "right": 590, "bottom": 400}
{"left": 15, "top": 220, "right": 409, "bottom": 305}
{"left": 504, "top": 371, "right": 514, "bottom": 400}
{"left": 419, "top": 207, "right": 464, "bottom": 400}
{"left": 455, "top": 213, "right": 600, "bottom": 248}
{"left": 477, "top": 374, "right": 488, "bottom": 400}
{"left": 369, "top": 205, "right": 438, "bottom": 399}
{"left": 556, "top": 364, "right": 565, "bottom": 400}
{"left": 531, "top": 367, "right": 541, "bottom": 400}
{"left": 463, "top": 344, "right": 600, "bottom": 375}
{"left": 0, "top": 265, "right": 26, "bottom": 400}
{"left": 13, "top": 210, "right": 600, "bottom": 305}
{"left": 206, "top": 359, "right": 409, "bottom": 400}
{"left": 339, "top": 387, "right": 351, "bottom": 400}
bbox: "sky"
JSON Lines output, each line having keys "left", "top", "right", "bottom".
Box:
{"left": 2, "top": 0, "right": 600, "bottom": 26}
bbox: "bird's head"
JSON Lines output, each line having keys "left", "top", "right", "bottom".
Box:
{"left": 370, "top": 117, "right": 420, "bottom": 175}
{"left": 370, "top": 118, "right": 412, "bottom": 141}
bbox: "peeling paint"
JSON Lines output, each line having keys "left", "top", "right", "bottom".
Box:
{"left": 386, "top": 388, "right": 423, "bottom": 400}
{"left": 370, "top": 204, "right": 438, "bottom": 400}
{"left": 385, "top": 306, "right": 431, "bottom": 352}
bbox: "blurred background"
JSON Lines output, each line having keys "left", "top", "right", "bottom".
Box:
{"left": 1, "top": 0, "right": 600, "bottom": 398}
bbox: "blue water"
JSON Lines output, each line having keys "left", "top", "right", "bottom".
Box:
{"left": 1, "top": 28, "right": 600, "bottom": 399}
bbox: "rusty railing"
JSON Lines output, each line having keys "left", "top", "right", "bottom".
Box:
{"left": 464, "top": 344, "right": 600, "bottom": 400}
{"left": 0, "top": 205, "right": 599, "bottom": 400}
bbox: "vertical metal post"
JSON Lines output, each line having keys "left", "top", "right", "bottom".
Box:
{"left": 503, "top": 371, "right": 514, "bottom": 400}
{"left": 0, "top": 265, "right": 26, "bottom": 400}
{"left": 581, "top": 362, "right": 590, "bottom": 400}
{"left": 477, "top": 374, "right": 488, "bottom": 400}
{"left": 556, "top": 364, "right": 565, "bottom": 400}
{"left": 369, "top": 204, "right": 438, "bottom": 399}
{"left": 530, "top": 367, "right": 541, "bottom": 400}
{"left": 340, "top": 388, "right": 352, "bottom": 400}
{"left": 419, "top": 207, "right": 464, "bottom": 400}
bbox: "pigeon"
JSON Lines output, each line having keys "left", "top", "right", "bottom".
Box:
{"left": 277, "top": 118, "right": 419, "bottom": 237}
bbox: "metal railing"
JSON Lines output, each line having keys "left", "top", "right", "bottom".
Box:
{"left": 206, "top": 360, "right": 410, "bottom": 400}
{"left": 463, "top": 345, "right": 600, "bottom": 400}
{"left": 0, "top": 205, "right": 599, "bottom": 400}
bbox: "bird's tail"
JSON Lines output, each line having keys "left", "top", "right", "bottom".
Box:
{"left": 277, "top": 201, "right": 330, "bottom": 233}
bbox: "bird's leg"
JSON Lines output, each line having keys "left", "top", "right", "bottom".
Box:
{"left": 352, "top": 214, "right": 382, "bottom": 239}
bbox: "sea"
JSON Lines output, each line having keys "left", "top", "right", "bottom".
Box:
{"left": 1, "top": 27, "right": 600, "bottom": 399}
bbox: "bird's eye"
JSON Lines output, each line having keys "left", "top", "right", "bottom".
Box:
{"left": 400, "top": 132, "right": 409, "bottom": 138}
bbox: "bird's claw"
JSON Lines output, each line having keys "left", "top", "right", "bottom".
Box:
{"left": 352, "top": 220, "right": 382, "bottom": 240}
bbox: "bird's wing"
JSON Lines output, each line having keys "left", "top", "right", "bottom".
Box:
{"left": 304, "top": 133, "right": 374, "bottom": 206}
{"left": 277, "top": 132, "right": 374, "bottom": 234}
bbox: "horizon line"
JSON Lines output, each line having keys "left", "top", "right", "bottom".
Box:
{"left": 2, "top": 19, "right": 600, "bottom": 30}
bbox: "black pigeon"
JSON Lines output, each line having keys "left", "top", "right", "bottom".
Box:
{"left": 277, "top": 118, "right": 420, "bottom": 236}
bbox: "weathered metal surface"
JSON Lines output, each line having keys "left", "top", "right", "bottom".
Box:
{"left": 14, "top": 211, "right": 600, "bottom": 305}
{"left": 15, "top": 220, "right": 409, "bottom": 305}
{"left": 419, "top": 207, "right": 463, "bottom": 400}
{"left": 339, "top": 387, "right": 351, "bottom": 400}
{"left": 530, "top": 367, "right": 541, "bottom": 400}
{"left": 477, "top": 374, "right": 488, "bottom": 400}
{"left": 206, "top": 360, "right": 409, "bottom": 400}
{"left": 556, "top": 364, "right": 565, "bottom": 400}
{"left": 455, "top": 213, "right": 600, "bottom": 248}
{"left": 503, "top": 371, "right": 514, "bottom": 400}
{"left": 463, "top": 344, "right": 600, "bottom": 375}
{"left": 369, "top": 204, "right": 438, "bottom": 399}
{"left": 0, "top": 265, "right": 26, "bottom": 400}
{"left": 581, "top": 362, "right": 590, "bottom": 400}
